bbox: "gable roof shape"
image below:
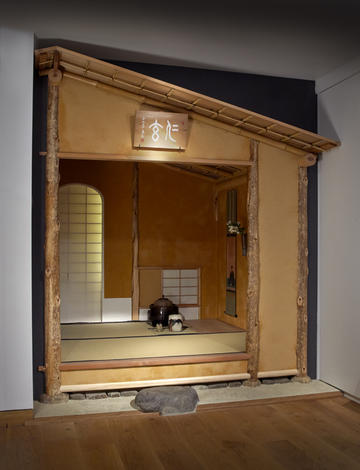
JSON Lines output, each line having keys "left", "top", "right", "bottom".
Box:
{"left": 35, "top": 46, "right": 339, "bottom": 155}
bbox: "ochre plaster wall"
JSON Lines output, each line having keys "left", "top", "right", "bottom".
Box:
{"left": 58, "top": 76, "right": 250, "bottom": 163}
{"left": 138, "top": 164, "right": 217, "bottom": 318}
{"left": 258, "top": 144, "right": 298, "bottom": 371}
{"left": 60, "top": 161, "right": 218, "bottom": 318}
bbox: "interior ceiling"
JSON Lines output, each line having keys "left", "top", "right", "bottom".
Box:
{"left": 158, "top": 163, "right": 247, "bottom": 183}
{"left": 3, "top": 0, "right": 360, "bottom": 80}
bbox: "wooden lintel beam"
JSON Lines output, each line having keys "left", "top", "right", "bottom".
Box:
{"left": 40, "top": 151, "right": 252, "bottom": 168}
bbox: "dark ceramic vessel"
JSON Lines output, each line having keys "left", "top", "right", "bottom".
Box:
{"left": 148, "top": 296, "right": 179, "bottom": 327}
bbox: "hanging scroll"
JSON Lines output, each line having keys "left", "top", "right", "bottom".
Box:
{"left": 226, "top": 190, "right": 237, "bottom": 317}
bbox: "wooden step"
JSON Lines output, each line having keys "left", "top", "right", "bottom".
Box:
{"left": 60, "top": 351, "right": 250, "bottom": 371}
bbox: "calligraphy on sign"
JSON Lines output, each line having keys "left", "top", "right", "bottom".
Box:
{"left": 134, "top": 111, "right": 188, "bottom": 150}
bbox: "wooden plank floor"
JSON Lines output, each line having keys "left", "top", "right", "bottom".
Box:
{"left": 1, "top": 396, "right": 360, "bottom": 469}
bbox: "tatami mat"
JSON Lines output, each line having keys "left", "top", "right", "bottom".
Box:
{"left": 61, "top": 331, "right": 246, "bottom": 362}
{"left": 61, "top": 321, "right": 194, "bottom": 340}
{"left": 61, "top": 320, "right": 243, "bottom": 340}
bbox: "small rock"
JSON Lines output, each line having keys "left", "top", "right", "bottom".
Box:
{"left": 86, "top": 392, "right": 107, "bottom": 399}
{"left": 228, "top": 381, "right": 243, "bottom": 388}
{"left": 207, "top": 382, "right": 228, "bottom": 389}
{"left": 69, "top": 393, "right": 86, "bottom": 400}
{"left": 262, "top": 377, "right": 290, "bottom": 385}
{"left": 135, "top": 386, "right": 199, "bottom": 415}
{"left": 120, "top": 390, "right": 138, "bottom": 397}
{"left": 107, "top": 391, "right": 121, "bottom": 398}
{"left": 192, "top": 384, "right": 209, "bottom": 390}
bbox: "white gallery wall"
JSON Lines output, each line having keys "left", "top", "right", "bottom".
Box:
{"left": 317, "top": 57, "right": 360, "bottom": 399}
{"left": 0, "top": 28, "right": 34, "bottom": 410}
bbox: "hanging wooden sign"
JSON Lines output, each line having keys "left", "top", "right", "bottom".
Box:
{"left": 134, "top": 111, "right": 188, "bottom": 150}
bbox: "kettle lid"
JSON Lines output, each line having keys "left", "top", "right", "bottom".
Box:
{"left": 150, "top": 295, "right": 174, "bottom": 308}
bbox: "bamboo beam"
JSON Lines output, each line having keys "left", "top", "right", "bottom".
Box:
{"left": 244, "top": 140, "right": 261, "bottom": 387}
{"left": 132, "top": 163, "right": 140, "bottom": 320}
{"left": 293, "top": 167, "right": 311, "bottom": 383}
{"left": 41, "top": 57, "right": 68, "bottom": 403}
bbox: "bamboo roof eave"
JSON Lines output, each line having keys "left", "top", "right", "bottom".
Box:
{"left": 34, "top": 46, "right": 340, "bottom": 155}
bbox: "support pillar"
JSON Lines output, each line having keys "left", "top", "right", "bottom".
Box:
{"left": 244, "top": 139, "right": 261, "bottom": 387}
{"left": 41, "top": 55, "right": 67, "bottom": 403}
{"left": 293, "top": 155, "right": 316, "bottom": 384}
{"left": 132, "top": 163, "right": 140, "bottom": 320}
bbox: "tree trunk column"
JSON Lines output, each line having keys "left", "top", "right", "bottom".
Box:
{"left": 132, "top": 163, "right": 140, "bottom": 320}
{"left": 244, "top": 139, "right": 261, "bottom": 387}
{"left": 293, "top": 161, "right": 313, "bottom": 383}
{"left": 42, "top": 63, "right": 67, "bottom": 402}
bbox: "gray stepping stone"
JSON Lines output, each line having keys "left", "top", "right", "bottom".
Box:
{"left": 262, "top": 377, "right": 291, "bottom": 385}
{"left": 207, "top": 382, "right": 228, "bottom": 389}
{"left": 135, "top": 386, "right": 199, "bottom": 416}
{"left": 192, "top": 384, "right": 209, "bottom": 390}
{"left": 228, "top": 381, "right": 243, "bottom": 388}
{"left": 86, "top": 392, "right": 108, "bottom": 399}
{"left": 120, "top": 390, "right": 138, "bottom": 397}
{"left": 107, "top": 391, "right": 121, "bottom": 398}
{"left": 69, "top": 393, "right": 86, "bottom": 400}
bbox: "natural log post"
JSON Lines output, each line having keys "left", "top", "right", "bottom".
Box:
{"left": 41, "top": 55, "right": 68, "bottom": 403}
{"left": 244, "top": 139, "right": 261, "bottom": 387}
{"left": 132, "top": 163, "right": 140, "bottom": 320}
{"left": 292, "top": 163, "right": 312, "bottom": 383}
{"left": 298, "top": 154, "right": 317, "bottom": 168}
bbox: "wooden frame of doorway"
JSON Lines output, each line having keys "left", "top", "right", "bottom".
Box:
{"left": 40, "top": 56, "right": 315, "bottom": 400}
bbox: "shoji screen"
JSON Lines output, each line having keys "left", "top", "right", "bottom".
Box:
{"left": 59, "top": 184, "right": 103, "bottom": 323}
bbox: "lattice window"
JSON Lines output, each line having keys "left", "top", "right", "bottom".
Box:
{"left": 161, "top": 269, "right": 200, "bottom": 307}
{"left": 59, "top": 184, "right": 103, "bottom": 323}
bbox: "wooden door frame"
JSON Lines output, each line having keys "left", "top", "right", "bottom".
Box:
{"left": 41, "top": 63, "right": 312, "bottom": 398}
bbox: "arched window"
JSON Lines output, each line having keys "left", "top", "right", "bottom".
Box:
{"left": 59, "top": 184, "right": 103, "bottom": 323}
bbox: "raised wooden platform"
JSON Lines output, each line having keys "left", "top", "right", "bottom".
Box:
{"left": 61, "top": 320, "right": 247, "bottom": 364}
{"left": 60, "top": 320, "right": 249, "bottom": 392}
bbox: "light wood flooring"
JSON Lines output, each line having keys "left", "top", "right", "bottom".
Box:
{"left": 1, "top": 396, "right": 360, "bottom": 469}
